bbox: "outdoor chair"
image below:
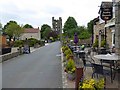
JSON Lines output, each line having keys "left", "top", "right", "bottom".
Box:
{"left": 98, "top": 48, "right": 108, "bottom": 54}
{"left": 112, "top": 61, "right": 120, "bottom": 80}
{"left": 91, "top": 63, "right": 110, "bottom": 79}
{"left": 84, "top": 50, "right": 95, "bottom": 66}
{"left": 78, "top": 52, "right": 86, "bottom": 66}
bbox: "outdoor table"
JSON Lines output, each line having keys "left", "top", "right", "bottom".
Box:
{"left": 74, "top": 50, "right": 85, "bottom": 58}
{"left": 74, "top": 50, "right": 86, "bottom": 66}
{"left": 70, "top": 46, "right": 80, "bottom": 52}
{"left": 94, "top": 53, "right": 120, "bottom": 61}
{"left": 94, "top": 53, "right": 120, "bottom": 83}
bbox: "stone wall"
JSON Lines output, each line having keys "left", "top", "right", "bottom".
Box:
{"left": 106, "top": 28, "right": 112, "bottom": 48}
{"left": 0, "top": 51, "right": 20, "bottom": 62}
{"left": 93, "top": 22, "right": 105, "bottom": 43}
{"left": 20, "top": 33, "right": 40, "bottom": 40}
{"left": 115, "top": 1, "right": 120, "bottom": 55}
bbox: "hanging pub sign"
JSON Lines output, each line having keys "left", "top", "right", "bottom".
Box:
{"left": 100, "top": 2, "right": 113, "bottom": 21}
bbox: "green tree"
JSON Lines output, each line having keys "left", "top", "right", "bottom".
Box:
{"left": 23, "top": 24, "right": 33, "bottom": 28}
{"left": 87, "top": 20, "right": 94, "bottom": 44}
{"left": 0, "top": 22, "right": 2, "bottom": 28}
{"left": 0, "top": 22, "right": 2, "bottom": 35}
{"left": 78, "top": 26, "right": 91, "bottom": 39}
{"left": 14, "top": 25, "right": 24, "bottom": 40}
{"left": 43, "top": 28, "right": 52, "bottom": 40}
{"left": 79, "top": 30, "right": 91, "bottom": 39}
{"left": 4, "top": 22, "right": 24, "bottom": 41}
{"left": 63, "top": 16, "right": 78, "bottom": 37}
{"left": 87, "top": 20, "right": 94, "bottom": 34}
{"left": 3, "top": 21, "right": 17, "bottom": 31}
{"left": 40, "top": 24, "right": 52, "bottom": 39}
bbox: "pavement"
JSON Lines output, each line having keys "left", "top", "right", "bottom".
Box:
{"left": 61, "top": 48, "right": 120, "bottom": 89}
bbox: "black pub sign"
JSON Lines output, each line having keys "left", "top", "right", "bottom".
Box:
{"left": 100, "top": 2, "right": 113, "bottom": 21}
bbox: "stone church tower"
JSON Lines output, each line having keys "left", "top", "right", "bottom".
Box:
{"left": 52, "top": 17, "right": 62, "bottom": 34}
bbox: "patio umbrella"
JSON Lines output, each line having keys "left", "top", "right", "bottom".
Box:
{"left": 74, "top": 33, "right": 78, "bottom": 45}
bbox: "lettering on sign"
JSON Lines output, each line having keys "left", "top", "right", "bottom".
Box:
{"left": 100, "top": 2, "right": 113, "bottom": 21}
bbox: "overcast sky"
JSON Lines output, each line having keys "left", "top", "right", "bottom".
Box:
{"left": 0, "top": 0, "right": 112, "bottom": 28}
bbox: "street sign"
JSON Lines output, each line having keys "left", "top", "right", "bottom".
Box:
{"left": 100, "top": 2, "right": 113, "bottom": 21}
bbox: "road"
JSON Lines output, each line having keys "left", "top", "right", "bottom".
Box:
{"left": 2, "top": 41, "right": 62, "bottom": 88}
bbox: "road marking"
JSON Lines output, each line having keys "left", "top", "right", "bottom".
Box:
{"left": 56, "top": 54, "right": 61, "bottom": 57}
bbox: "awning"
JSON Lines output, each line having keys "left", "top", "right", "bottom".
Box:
{"left": 104, "top": 21, "right": 115, "bottom": 27}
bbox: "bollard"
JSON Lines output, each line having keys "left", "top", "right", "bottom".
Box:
{"left": 75, "top": 67, "right": 83, "bottom": 90}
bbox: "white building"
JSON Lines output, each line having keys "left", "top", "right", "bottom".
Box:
{"left": 20, "top": 28, "right": 41, "bottom": 40}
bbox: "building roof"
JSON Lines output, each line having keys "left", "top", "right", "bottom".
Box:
{"left": 93, "top": 17, "right": 99, "bottom": 25}
{"left": 24, "top": 28, "right": 40, "bottom": 33}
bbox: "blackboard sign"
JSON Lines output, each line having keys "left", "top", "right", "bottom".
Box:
{"left": 100, "top": 2, "right": 113, "bottom": 21}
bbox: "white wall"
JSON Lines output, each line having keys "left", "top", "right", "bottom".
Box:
{"left": 20, "top": 33, "right": 40, "bottom": 40}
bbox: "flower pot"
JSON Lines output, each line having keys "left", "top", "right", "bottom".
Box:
{"left": 69, "top": 55, "right": 74, "bottom": 59}
{"left": 67, "top": 73, "right": 75, "bottom": 80}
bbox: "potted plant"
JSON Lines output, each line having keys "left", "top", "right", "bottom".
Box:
{"left": 65, "top": 59, "right": 76, "bottom": 80}
{"left": 79, "top": 78, "right": 105, "bottom": 90}
{"left": 67, "top": 67, "right": 76, "bottom": 80}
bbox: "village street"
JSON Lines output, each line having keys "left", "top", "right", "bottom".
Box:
{"left": 2, "top": 41, "right": 63, "bottom": 88}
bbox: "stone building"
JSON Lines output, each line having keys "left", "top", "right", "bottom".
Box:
{"left": 20, "top": 28, "right": 41, "bottom": 40}
{"left": 93, "top": 1, "right": 115, "bottom": 49}
{"left": 93, "top": 17, "right": 105, "bottom": 47}
{"left": 52, "top": 17, "right": 62, "bottom": 34}
{"left": 114, "top": 0, "right": 120, "bottom": 55}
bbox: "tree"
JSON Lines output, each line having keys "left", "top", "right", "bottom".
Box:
{"left": 42, "top": 28, "right": 51, "bottom": 40}
{"left": 0, "top": 23, "right": 2, "bottom": 35}
{"left": 4, "top": 22, "right": 24, "bottom": 41}
{"left": 23, "top": 24, "right": 33, "bottom": 28}
{"left": 40, "top": 24, "right": 52, "bottom": 39}
{"left": 14, "top": 25, "right": 24, "bottom": 40}
{"left": 48, "top": 31, "right": 58, "bottom": 40}
{"left": 0, "top": 23, "right": 2, "bottom": 28}
{"left": 87, "top": 20, "right": 94, "bottom": 44}
{"left": 77, "top": 26, "right": 91, "bottom": 39}
{"left": 79, "top": 30, "right": 91, "bottom": 39}
{"left": 63, "top": 16, "right": 78, "bottom": 37}
{"left": 3, "top": 21, "right": 17, "bottom": 31}
{"left": 87, "top": 20, "right": 94, "bottom": 34}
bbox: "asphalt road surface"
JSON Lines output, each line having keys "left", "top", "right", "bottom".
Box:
{"left": 2, "top": 41, "right": 62, "bottom": 88}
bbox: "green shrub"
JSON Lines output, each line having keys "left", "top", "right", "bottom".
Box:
{"left": 66, "top": 59, "right": 75, "bottom": 73}
{"left": 14, "top": 40, "right": 23, "bottom": 47}
{"left": 38, "top": 40, "right": 45, "bottom": 46}
{"left": 66, "top": 54, "right": 71, "bottom": 60}
{"left": 62, "top": 46, "right": 69, "bottom": 53}
{"left": 93, "top": 39, "right": 98, "bottom": 48}
{"left": 101, "top": 40, "right": 106, "bottom": 47}
{"left": 28, "top": 38, "right": 38, "bottom": 47}
{"left": 64, "top": 49, "right": 72, "bottom": 56}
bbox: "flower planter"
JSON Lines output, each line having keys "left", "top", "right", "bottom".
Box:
{"left": 69, "top": 55, "right": 74, "bottom": 59}
{"left": 67, "top": 73, "right": 75, "bottom": 80}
